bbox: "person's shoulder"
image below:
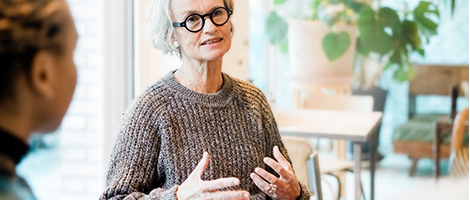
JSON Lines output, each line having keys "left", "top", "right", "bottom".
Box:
{"left": 142, "top": 78, "right": 172, "bottom": 98}
{"left": 0, "top": 173, "right": 36, "bottom": 200}
{"left": 227, "top": 75, "right": 270, "bottom": 108}
{"left": 229, "top": 76, "right": 265, "bottom": 98}
{"left": 125, "top": 77, "right": 173, "bottom": 118}
{"left": 137, "top": 80, "right": 171, "bottom": 105}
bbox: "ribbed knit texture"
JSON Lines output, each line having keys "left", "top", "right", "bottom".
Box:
{"left": 100, "top": 71, "right": 310, "bottom": 200}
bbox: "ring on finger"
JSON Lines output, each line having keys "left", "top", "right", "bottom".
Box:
{"left": 267, "top": 183, "right": 277, "bottom": 195}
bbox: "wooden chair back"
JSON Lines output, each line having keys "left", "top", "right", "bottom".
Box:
{"left": 408, "top": 64, "right": 469, "bottom": 118}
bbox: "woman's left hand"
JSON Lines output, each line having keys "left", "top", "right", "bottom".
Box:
{"left": 250, "top": 146, "right": 301, "bottom": 200}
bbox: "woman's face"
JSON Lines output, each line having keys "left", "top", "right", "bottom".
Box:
{"left": 45, "top": 0, "right": 78, "bottom": 132}
{"left": 171, "top": 0, "right": 232, "bottom": 62}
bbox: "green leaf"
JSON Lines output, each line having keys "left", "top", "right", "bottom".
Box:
{"left": 392, "top": 58, "right": 415, "bottom": 82}
{"left": 322, "top": 31, "right": 351, "bottom": 61}
{"left": 266, "top": 11, "right": 289, "bottom": 46}
{"left": 344, "top": 0, "right": 368, "bottom": 13}
{"left": 310, "top": 0, "right": 321, "bottom": 20}
{"left": 408, "top": 63, "right": 416, "bottom": 79}
{"left": 357, "top": 38, "right": 370, "bottom": 56}
{"left": 451, "top": 0, "right": 456, "bottom": 16}
{"left": 358, "top": 6, "right": 400, "bottom": 55}
{"left": 389, "top": 49, "right": 402, "bottom": 65}
{"left": 393, "top": 65, "right": 409, "bottom": 82}
{"left": 414, "top": 1, "right": 440, "bottom": 28}
{"left": 383, "top": 61, "right": 393, "bottom": 71}
{"left": 401, "top": 20, "right": 421, "bottom": 50}
{"left": 416, "top": 48, "right": 425, "bottom": 57}
{"left": 274, "top": 0, "right": 287, "bottom": 5}
{"left": 378, "top": 7, "right": 401, "bottom": 33}
{"left": 413, "top": 1, "right": 440, "bottom": 38}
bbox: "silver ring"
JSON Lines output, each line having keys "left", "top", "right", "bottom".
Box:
{"left": 268, "top": 183, "right": 277, "bottom": 194}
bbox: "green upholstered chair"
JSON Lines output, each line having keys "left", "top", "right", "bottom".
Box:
{"left": 392, "top": 64, "right": 469, "bottom": 176}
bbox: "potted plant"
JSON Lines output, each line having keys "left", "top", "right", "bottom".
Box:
{"left": 266, "top": 0, "right": 441, "bottom": 84}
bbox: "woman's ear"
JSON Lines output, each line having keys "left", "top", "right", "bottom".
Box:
{"left": 229, "top": 21, "right": 233, "bottom": 37}
{"left": 29, "top": 51, "right": 56, "bottom": 99}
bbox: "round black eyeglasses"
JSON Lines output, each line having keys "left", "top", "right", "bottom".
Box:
{"left": 172, "top": 7, "right": 233, "bottom": 33}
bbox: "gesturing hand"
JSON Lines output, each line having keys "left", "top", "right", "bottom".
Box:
{"left": 250, "top": 146, "right": 301, "bottom": 200}
{"left": 177, "top": 152, "right": 250, "bottom": 200}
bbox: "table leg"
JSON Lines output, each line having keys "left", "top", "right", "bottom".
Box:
{"left": 433, "top": 124, "right": 441, "bottom": 178}
{"left": 370, "top": 134, "right": 377, "bottom": 200}
{"left": 354, "top": 142, "right": 362, "bottom": 200}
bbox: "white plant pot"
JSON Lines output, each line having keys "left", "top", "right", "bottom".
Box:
{"left": 288, "top": 20, "right": 357, "bottom": 85}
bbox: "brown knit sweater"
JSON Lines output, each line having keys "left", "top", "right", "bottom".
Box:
{"left": 100, "top": 71, "right": 310, "bottom": 200}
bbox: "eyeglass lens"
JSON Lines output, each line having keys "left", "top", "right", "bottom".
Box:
{"left": 185, "top": 7, "right": 229, "bottom": 32}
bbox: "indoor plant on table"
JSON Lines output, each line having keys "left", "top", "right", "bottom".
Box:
{"left": 266, "top": 0, "right": 441, "bottom": 84}
{"left": 267, "top": 0, "right": 442, "bottom": 161}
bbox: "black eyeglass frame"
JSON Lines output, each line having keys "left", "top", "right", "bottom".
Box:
{"left": 172, "top": 7, "right": 233, "bottom": 33}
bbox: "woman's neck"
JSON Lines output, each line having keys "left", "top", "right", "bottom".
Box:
{"left": 175, "top": 59, "right": 223, "bottom": 93}
{"left": 0, "top": 103, "right": 31, "bottom": 143}
{"left": 0, "top": 78, "right": 45, "bottom": 143}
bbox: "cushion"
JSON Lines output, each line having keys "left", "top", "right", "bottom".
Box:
{"left": 393, "top": 114, "right": 451, "bottom": 144}
{"left": 393, "top": 114, "right": 469, "bottom": 145}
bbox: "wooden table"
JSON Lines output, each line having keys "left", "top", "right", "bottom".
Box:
{"left": 274, "top": 109, "right": 383, "bottom": 200}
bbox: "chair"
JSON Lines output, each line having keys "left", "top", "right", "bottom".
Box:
{"left": 352, "top": 87, "right": 388, "bottom": 161}
{"left": 392, "top": 64, "right": 469, "bottom": 176}
{"left": 448, "top": 107, "right": 469, "bottom": 176}
{"left": 282, "top": 136, "right": 323, "bottom": 200}
{"left": 294, "top": 94, "right": 374, "bottom": 200}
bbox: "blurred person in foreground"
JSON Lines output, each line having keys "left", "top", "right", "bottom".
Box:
{"left": 100, "top": 0, "right": 310, "bottom": 199}
{"left": 0, "top": 0, "right": 78, "bottom": 199}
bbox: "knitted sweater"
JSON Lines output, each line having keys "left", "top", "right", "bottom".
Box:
{"left": 101, "top": 71, "right": 310, "bottom": 200}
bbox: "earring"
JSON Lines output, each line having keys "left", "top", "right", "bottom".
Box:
{"left": 172, "top": 41, "right": 179, "bottom": 48}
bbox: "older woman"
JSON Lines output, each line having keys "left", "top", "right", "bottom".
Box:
{"left": 0, "top": 0, "right": 77, "bottom": 198}
{"left": 101, "top": 0, "right": 310, "bottom": 199}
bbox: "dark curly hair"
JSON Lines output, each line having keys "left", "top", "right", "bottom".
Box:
{"left": 0, "top": 0, "right": 67, "bottom": 101}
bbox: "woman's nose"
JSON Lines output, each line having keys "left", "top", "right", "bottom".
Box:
{"left": 202, "top": 18, "right": 217, "bottom": 33}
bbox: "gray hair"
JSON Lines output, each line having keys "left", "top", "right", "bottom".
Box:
{"left": 144, "top": 0, "right": 234, "bottom": 58}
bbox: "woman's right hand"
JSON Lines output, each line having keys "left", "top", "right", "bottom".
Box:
{"left": 176, "top": 152, "right": 250, "bottom": 200}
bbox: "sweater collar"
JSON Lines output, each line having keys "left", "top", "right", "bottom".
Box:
{"left": 0, "top": 127, "right": 29, "bottom": 165}
{"left": 164, "top": 70, "right": 236, "bottom": 107}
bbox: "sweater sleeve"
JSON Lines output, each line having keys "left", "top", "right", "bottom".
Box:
{"left": 100, "top": 96, "right": 175, "bottom": 200}
{"left": 260, "top": 97, "right": 311, "bottom": 200}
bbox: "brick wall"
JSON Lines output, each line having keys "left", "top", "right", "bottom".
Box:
{"left": 59, "top": 0, "right": 105, "bottom": 199}
{"left": 17, "top": 0, "right": 106, "bottom": 199}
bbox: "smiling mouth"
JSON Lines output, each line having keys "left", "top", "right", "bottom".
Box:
{"left": 201, "top": 38, "right": 223, "bottom": 46}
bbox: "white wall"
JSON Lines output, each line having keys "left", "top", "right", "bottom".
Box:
{"left": 133, "top": 0, "right": 180, "bottom": 96}
{"left": 223, "top": 0, "right": 250, "bottom": 81}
